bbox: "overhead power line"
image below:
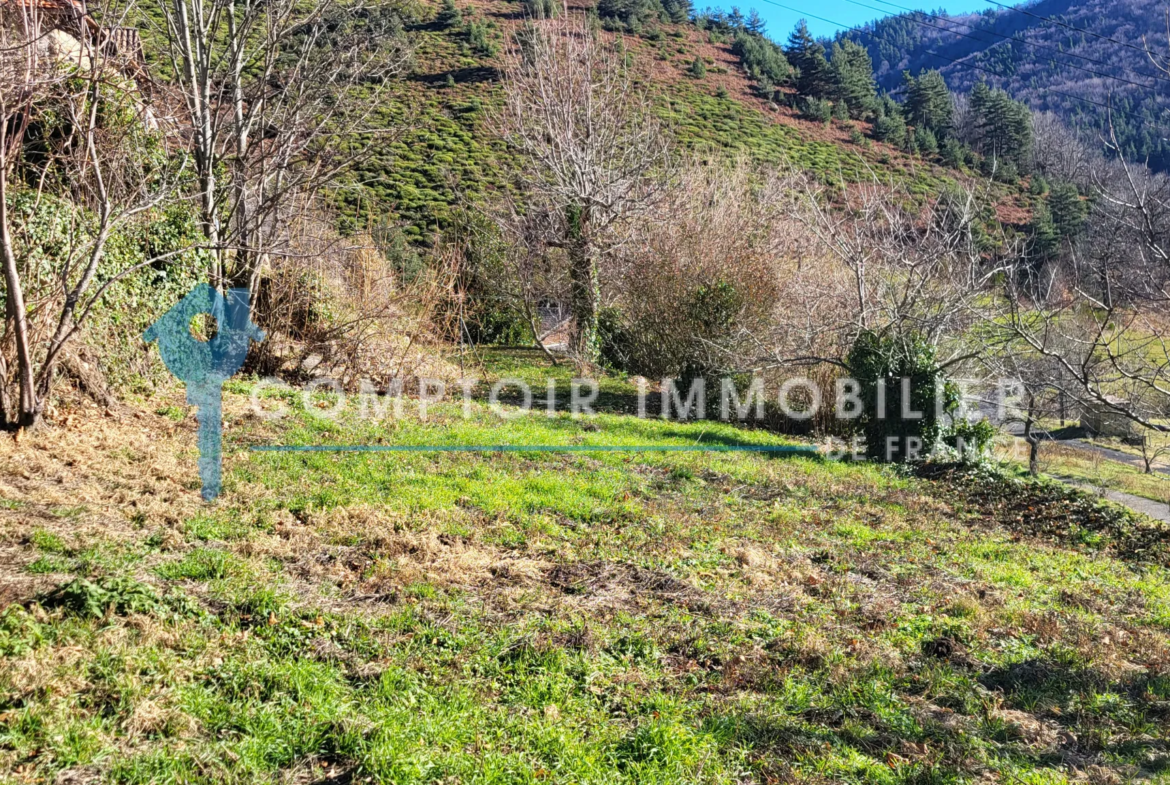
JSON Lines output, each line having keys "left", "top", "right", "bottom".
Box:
{"left": 920, "top": 45, "right": 1123, "bottom": 112}
{"left": 979, "top": 0, "right": 1159, "bottom": 58}
{"left": 849, "top": 0, "right": 1170, "bottom": 89}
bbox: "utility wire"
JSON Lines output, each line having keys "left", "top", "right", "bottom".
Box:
{"left": 847, "top": 0, "right": 1170, "bottom": 89}
{"left": 979, "top": 0, "right": 1157, "bottom": 58}
{"left": 919, "top": 45, "right": 1124, "bottom": 112}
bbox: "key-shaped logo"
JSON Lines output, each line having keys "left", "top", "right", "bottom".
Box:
{"left": 145, "top": 284, "right": 265, "bottom": 501}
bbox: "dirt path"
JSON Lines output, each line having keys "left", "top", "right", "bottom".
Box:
{"left": 1096, "top": 487, "right": 1170, "bottom": 522}
{"left": 1006, "top": 435, "right": 1170, "bottom": 521}
{"left": 1050, "top": 440, "right": 1170, "bottom": 521}
{"left": 1050, "top": 474, "right": 1170, "bottom": 523}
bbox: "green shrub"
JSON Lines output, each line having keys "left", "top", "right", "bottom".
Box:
{"left": 42, "top": 576, "right": 163, "bottom": 618}
{"left": 983, "top": 156, "right": 1019, "bottom": 183}
{"left": 597, "top": 305, "right": 635, "bottom": 372}
{"left": 797, "top": 96, "right": 833, "bottom": 123}
{"left": 5, "top": 189, "right": 207, "bottom": 391}
{"left": 940, "top": 137, "right": 967, "bottom": 169}
{"left": 464, "top": 20, "right": 496, "bottom": 57}
{"left": 441, "top": 210, "right": 529, "bottom": 346}
{"left": 872, "top": 112, "right": 907, "bottom": 147}
{"left": 945, "top": 418, "right": 996, "bottom": 461}
{"left": 688, "top": 55, "right": 706, "bottom": 78}
{"left": 436, "top": 0, "right": 460, "bottom": 27}
{"left": 596, "top": 0, "right": 690, "bottom": 32}
{"left": 845, "top": 330, "right": 960, "bottom": 463}
{"left": 0, "top": 606, "right": 45, "bottom": 657}
{"left": 373, "top": 223, "right": 425, "bottom": 283}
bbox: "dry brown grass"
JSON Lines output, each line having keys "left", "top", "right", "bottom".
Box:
{"left": 0, "top": 391, "right": 210, "bottom": 602}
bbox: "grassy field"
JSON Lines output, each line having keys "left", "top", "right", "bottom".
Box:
{"left": 2, "top": 354, "right": 1170, "bottom": 784}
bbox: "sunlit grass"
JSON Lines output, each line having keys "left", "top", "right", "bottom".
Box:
{"left": 4, "top": 353, "right": 1169, "bottom": 784}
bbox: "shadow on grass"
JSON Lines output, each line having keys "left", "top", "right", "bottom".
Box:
{"left": 916, "top": 463, "right": 1170, "bottom": 565}
{"left": 978, "top": 654, "right": 1170, "bottom": 768}
{"left": 411, "top": 66, "right": 500, "bottom": 86}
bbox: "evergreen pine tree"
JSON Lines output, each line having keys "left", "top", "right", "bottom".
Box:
{"left": 1028, "top": 199, "right": 1059, "bottom": 258}
{"left": 970, "top": 81, "right": 1032, "bottom": 172}
{"left": 903, "top": 69, "right": 953, "bottom": 137}
{"left": 663, "top": 0, "right": 691, "bottom": 24}
{"left": 746, "top": 8, "right": 765, "bottom": 34}
{"left": 940, "top": 137, "right": 967, "bottom": 168}
{"left": 732, "top": 31, "right": 791, "bottom": 87}
{"left": 689, "top": 55, "right": 706, "bottom": 78}
{"left": 786, "top": 21, "right": 831, "bottom": 98}
{"left": 914, "top": 125, "right": 938, "bottom": 155}
{"left": 829, "top": 39, "right": 876, "bottom": 118}
{"left": 1048, "top": 182, "right": 1086, "bottom": 240}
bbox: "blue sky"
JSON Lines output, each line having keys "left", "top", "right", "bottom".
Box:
{"left": 731, "top": 0, "right": 1009, "bottom": 42}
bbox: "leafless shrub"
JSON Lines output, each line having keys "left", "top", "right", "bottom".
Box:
{"left": 1030, "top": 111, "right": 1096, "bottom": 189}
{"left": 751, "top": 173, "right": 1008, "bottom": 377}
{"left": 1, "top": 0, "right": 193, "bottom": 428}
{"left": 249, "top": 207, "right": 458, "bottom": 387}
{"left": 600, "top": 158, "right": 794, "bottom": 377}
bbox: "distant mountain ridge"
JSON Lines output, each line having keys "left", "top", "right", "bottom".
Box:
{"left": 839, "top": 0, "right": 1170, "bottom": 170}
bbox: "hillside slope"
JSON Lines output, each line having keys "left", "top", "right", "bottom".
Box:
{"left": 337, "top": 0, "right": 969, "bottom": 238}
{"left": 841, "top": 0, "right": 1170, "bottom": 170}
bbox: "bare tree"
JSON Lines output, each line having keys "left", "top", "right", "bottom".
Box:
{"left": 1030, "top": 111, "right": 1096, "bottom": 189}
{"left": 495, "top": 12, "right": 669, "bottom": 365}
{"left": 1, "top": 0, "right": 191, "bottom": 428}
{"left": 1136, "top": 430, "right": 1170, "bottom": 474}
{"left": 979, "top": 340, "right": 1067, "bottom": 476}
{"left": 786, "top": 175, "right": 1007, "bottom": 367}
{"left": 155, "top": 0, "right": 412, "bottom": 297}
{"left": 982, "top": 148, "right": 1170, "bottom": 443}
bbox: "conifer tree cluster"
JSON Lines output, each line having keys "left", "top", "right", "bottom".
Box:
{"left": 596, "top": 0, "right": 691, "bottom": 31}
{"left": 786, "top": 21, "right": 832, "bottom": 99}
{"left": 902, "top": 70, "right": 952, "bottom": 137}
{"left": 828, "top": 40, "right": 877, "bottom": 118}
{"left": 969, "top": 82, "right": 1033, "bottom": 179}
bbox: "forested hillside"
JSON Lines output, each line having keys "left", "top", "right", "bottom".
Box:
{"left": 840, "top": 0, "right": 1170, "bottom": 170}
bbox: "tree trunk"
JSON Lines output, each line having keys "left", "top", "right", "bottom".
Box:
{"left": 566, "top": 204, "right": 598, "bottom": 365}
{"left": 1023, "top": 413, "right": 1040, "bottom": 476}
{"left": 0, "top": 174, "right": 39, "bottom": 429}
